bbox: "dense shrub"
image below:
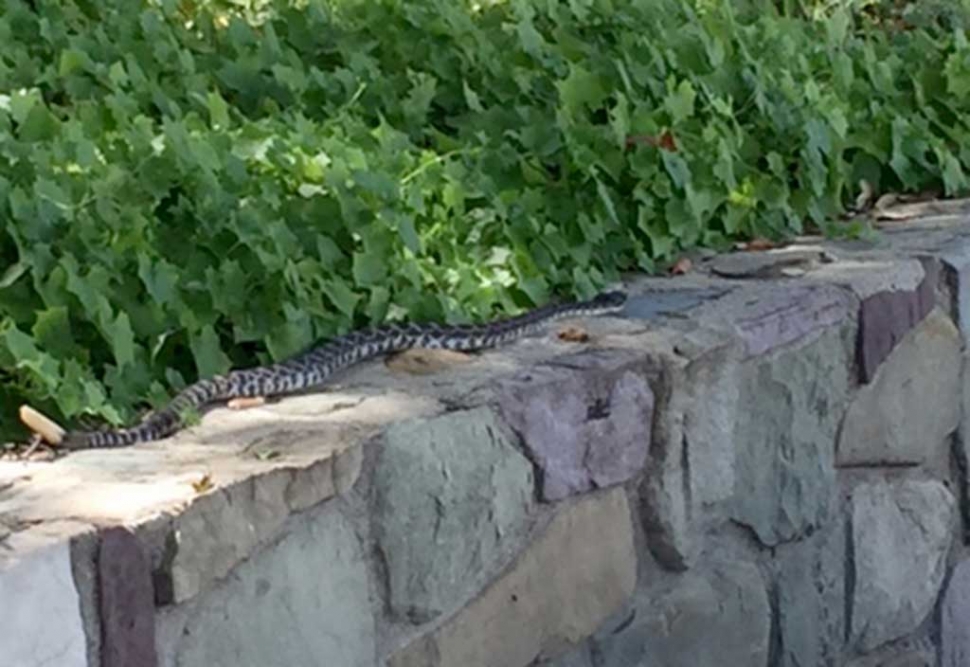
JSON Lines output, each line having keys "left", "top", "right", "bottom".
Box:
{"left": 1, "top": 0, "right": 969, "bottom": 438}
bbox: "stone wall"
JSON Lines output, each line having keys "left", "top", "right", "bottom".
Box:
{"left": 6, "top": 215, "right": 970, "bottom": 666}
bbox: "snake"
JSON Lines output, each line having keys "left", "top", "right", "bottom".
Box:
{"left": 60, "top": 290, "right": 627, "bottom": 449}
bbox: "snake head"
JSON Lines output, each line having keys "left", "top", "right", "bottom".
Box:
{"left": 591, "top": 290, "right": 627, "bottom": 311}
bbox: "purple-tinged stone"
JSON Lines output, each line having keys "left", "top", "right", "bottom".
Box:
{"left": 732, "top": 286, "right": 854, "bottom": 358}
{"left": 99, "top": 527, "right": 157, "bottom": 667}
{"left": 856, "top": 258, "right": 938, "bottom": 383}
{"left": 497, "top": 350, "right": 653, "bottom": 502}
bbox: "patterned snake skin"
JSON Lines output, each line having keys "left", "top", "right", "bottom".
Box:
{"left": 61, "top": 290, "right": 627, "bottom": 449}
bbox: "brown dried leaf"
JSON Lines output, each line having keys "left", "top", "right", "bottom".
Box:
{"left": 191, "top": 473, "right": 214, "bottom": 494}
{"left": 625, "top": 130, "right": 677, "bottom": 152}
{"left": 738, "top": 238, "right": 779, "bottom": 252}
{"left": 557, "top": 326, "right": 590, "bottom": 343}
{"left": 227, "top": 396, "right": 267, "bottom": 410}
{"left": 386, "top": 348, "right": 473, "bottom": 375}
{"left": 670, "top": 257, "right": 693, "bottom": 275}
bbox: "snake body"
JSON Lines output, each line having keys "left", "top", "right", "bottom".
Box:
{"left": 61, "top": 290, "right": 627, "bottom": 449}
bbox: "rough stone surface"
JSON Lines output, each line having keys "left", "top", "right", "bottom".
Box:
{"left": 709, "top": 246, "right": 832, "bottom": 278}
{"left": 69, "top": 529, "right": 103, "bottom": 667}
{"left": 774, "top": 513, "right": 846, "bottom": 667}
{"left": 849, "top": 479, "right": 955, "bottom": 653}
{"left": 375, "top": 407, "right": 534, "bottom": 623}
{"left": 846, "top": 644, "right": 935, "bottom": 667}
{"left": 590, "top": 560, "right": 770, "bottom": 667}
{"left": 538, "top": 646, "right": 595, "bottom": 667}
{"left": 838, "top": 309, "right": 961, "bottom": 468}
{"left": 941, "top": 241, "right": 970, "bottom": 336}
{"left": 856, "top": 258, "right": 938, "bottom": 383}
{"left": 388, "top": 488, "right": 637, "bottom": 667}
{"left": 681, "top": 338, "right": 742, "bottom": 508}
{"left": 0, "top": 523, "right": 90, "bottom": 667}
{"left": 99, "top": 527, "right": 157, "bottom": 667}
{"left": 713, "top": 284, "right": 855, "bottom": 358}
{"left": 162, "top": 440, "right": 366, "bottom": 603}
{"left": 959, "top": 351, "right": 970, "bottom": 537}
{"left": 496, "top": 349, "right": 653, "bottom": 502}
{"left": 639, "top": 330, "right": 740, "bottom": 570}
{"left": 622, "top": 287, "right": 729, "bottom": 321}
{"left": 156, "top": 501, "right": 375, "bottom": 667}
{"left": 732, "top": 325, "right": 851, "bottom": 547}
{"left": 941, "top": 557, "right": 970, "bottom": 667}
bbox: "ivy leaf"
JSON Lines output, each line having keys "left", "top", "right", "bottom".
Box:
{"left": 664, "top": 79, "right": 696, "bottom": 124}
{"left": 190, "top": 325, "right": 232, "bottom": 378}
{"left": 32, "top": 307, "right": 75, "bottom": 358}
{"left": 1, "top": 323, "right": 60, "bottom": 392}
{"left": 109, "top": 313, "right": 136, "bottom": 368}
{"left": 265, "top": 304, "right": 314, "bottom": 361}
{"left": 207, "top": 91, "right": 230, "bottom": 129}
{"left": 138, "top": 254, "right": 181, "bottom": 306}
{"left": 321, "top": 280, "right": 359, "bottom": 318}
{"left": 0, "top": 262, "right": 29, "bottom": 289}
{"left": 352, "top": 251, "right": 387, "bottom": 286}
{"left": 463, "top": 81, "right": 484, "bottom": 113}
{"left": 558, "top": 64, "right": 607, "bottom": 115}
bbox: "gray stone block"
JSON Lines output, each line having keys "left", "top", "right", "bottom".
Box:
{"left": 497, "top": 349, "right": 653, "bottom": 502}
{"left": 837, "top": 309, "right": 960, "bottom": 468}
{"left": 941, "top": 558, "right": 970, "bottom": 667}
{"left": 640, "top": 329, "right": 741, "bottom": 570}
{"left": 375, "top": 407, "right": 534, "bottom": 622}
{"left": 388, "top": 488, "right": 637, "bottom": 667}
{"left": 724, "top": 284, "right": 856, "bottom": 358}
{"left": 156, "top": 502, "right": 375, "bottom": 667}
{"left": 99, "top": 527, "right": 157, "bottom": 667}
{"left": 856, "top": 258, "right": 938, "bottom": 383}
{"left": 591, "top": 560, "right": 770, "bottom": 667}
{"left": 732, "top": 325, "right": 851, "bottom": 547}
{"left": 774, "top": 513, "right": 846, "bottom": 667}
{"left": 0, "top": 522, "right": 91, "bottom": 667}
{"left": 849, "top": 479, "right": 955, "bottom": 652}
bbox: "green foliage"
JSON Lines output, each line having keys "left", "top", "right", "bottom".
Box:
{"left": 0, "top": 0, "right": 969, "bottom": 437}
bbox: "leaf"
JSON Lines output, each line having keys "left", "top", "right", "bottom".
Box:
{"left": 670, "top": 257, "right": 693, "bottom": 275}
{"left": 191, "top": 473, "right": 215, "bottom": 494}
{"left": 557, "top": 327, "right": 590, "bottom": 343}
{"left": 190, "top": 325, "right": 232, "bottom": 379}
{"left": 59, "top": 49, "right": 91, "bottom": 76}
{"left": 32, "top": 307, "right": 75, "bottom": 358}
{"left": 558, "top": 64, "right": 607, "bottom": 115}
{"left": 463, "top": 81, "right": 484, "bottom": 113}
{"left": 402, "top": 72, "right": 437, "bottom": 126}
{"left": 138, "top": 255, "right": 180, "bottom": 306}
{"left": 321, "top": 280, "right": 359, "bottom": 318}
{"left": 664, "top": 79, "right": 696, "bottom": 124}
{"left": 352, "top": 251, "right": 387, "bottom": 286}
{"left": 626, "top": 131, "right": 677, "bottom": 152}
{"left": 1, "top": 324, "right": 60, "bottom": 391}
{"left": 595, "top": 177, "right": 621, "bottom": 228}
{"left": 108, "top": 313, "right": 136, "bottom": 368}
{"left": 207, "top": 91, "right": 230, "bottom": 129}
{"left": 265, "top": 303, "right": 313, "bottom": 360}
{"left": 0, "top": 262, "right": 29, "bottom": 289}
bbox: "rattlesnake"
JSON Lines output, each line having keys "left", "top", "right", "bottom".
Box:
{"left": 61, "top": 290, "right": 627, "bottom": 449}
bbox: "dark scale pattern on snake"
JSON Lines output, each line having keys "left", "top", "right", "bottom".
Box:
{"left": 61, "top": 290, "right": 627, "bottom": 449}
